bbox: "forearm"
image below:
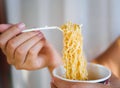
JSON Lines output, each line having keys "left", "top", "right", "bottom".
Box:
{"left": 92, "top": 36, "right": 120, "bottom": 78}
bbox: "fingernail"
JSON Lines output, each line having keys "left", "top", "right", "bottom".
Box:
{"left": 17, "top": 23, "right": 25, "bottom": 29}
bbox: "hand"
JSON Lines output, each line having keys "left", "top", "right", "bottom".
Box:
{"left": 0, "top": 23, "right": 62, "bottom": 72}
{"left": 51, "top": 77, "right": 110, "bottom": 88}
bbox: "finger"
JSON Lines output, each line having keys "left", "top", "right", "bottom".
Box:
{"left": 110, "top": 74, "right": 120, "bottom": 88}
{"left": 6, "top": 31, "right": 40, "bottom": 64}
{"left": 0, "top": 24, "right": 12, "bottom": 33}
{"left": 23, "top": 38, "right": 45, "bottom": 70}
{"left": 51, "top": 82, "right": 57, "bottom": 88}
{"left": 0, "top": 23, "right": 25, "bottom": 53}
{"left": 14, "top": 33, "right": 44, "bottom": 69}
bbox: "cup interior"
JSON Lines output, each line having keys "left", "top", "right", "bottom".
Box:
{"left": 53, "top": 63, "right": 111, "bottom": 83}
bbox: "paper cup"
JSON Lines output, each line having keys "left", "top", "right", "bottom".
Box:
{"left": 53, "top": 63, "right": 111, "bottom": 84}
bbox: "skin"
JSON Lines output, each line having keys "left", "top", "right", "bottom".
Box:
{"left": 92, "top": 36, "right": 120, "bottom": 79}
{"left": 0, "top": 23, "right": 62, "bottom": 73}
{"left": 0, "top": 23, "right": 120, "bottom": 88}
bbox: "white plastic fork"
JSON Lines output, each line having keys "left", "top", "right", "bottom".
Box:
{"left": 22, "top": 26, "right": 62, "bottom": 33}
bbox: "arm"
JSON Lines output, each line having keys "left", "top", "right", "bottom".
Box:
{"left": 92, "top": 36, "right": 120, "bottom": 79}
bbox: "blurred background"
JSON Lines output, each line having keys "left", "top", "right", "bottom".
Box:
{"left": 0, "top": 0, "right": 120, "bottom": 88}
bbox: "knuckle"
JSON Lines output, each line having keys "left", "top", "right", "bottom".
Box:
{"left": 28, "top": 49, "right": 36, "bottom": 55}
{"left": 7, "top": 39, "right": 16, "bottom": 49}
{"left": 15, "top": 65, "right": 22, "bottom": 70}
{"left": 12, "top": 26, "right": 21, "bottom": 33}
{"left": 15, "top": 47, "right": 24, "bottom": 56}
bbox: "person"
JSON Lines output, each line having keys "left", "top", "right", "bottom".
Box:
{"left": 0, "top": 23, "right": 120, "bottom": 88}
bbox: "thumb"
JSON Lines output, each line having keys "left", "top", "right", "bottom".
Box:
{"left": 0, "top": 24, "right": 12, "bottom": 33}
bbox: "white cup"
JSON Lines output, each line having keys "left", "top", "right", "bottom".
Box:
{"left": 53, "top": 63, "right": 111, "bottom": 84}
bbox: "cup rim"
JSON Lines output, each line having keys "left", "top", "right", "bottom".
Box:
{"left": 53, "top": 63, "right": 111, "bottom": 83}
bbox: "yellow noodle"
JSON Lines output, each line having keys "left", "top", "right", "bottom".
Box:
{"left": 61, "top": 22, "right": 88, "bottom": 80}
